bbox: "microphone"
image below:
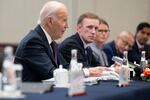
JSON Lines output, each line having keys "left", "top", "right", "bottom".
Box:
{"left": 112, "top": 56, "right": 123, "bottom": 64}
{"left": 112, "top": 56, "right": 140, "bottom": 69}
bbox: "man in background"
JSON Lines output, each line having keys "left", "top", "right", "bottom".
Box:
{"left": 128, "top": 22, "right": 150, "bottom": 79}
{"left": 128, "top": 22, "right": 150, "bottom": 64}
{"left": 90, "top": 18, "right": 110, "bottom": 67}
{"left": 59, "top": 12, "right": 109, "bottom": 77}
{"left": 103, "top": 31, "right": 134, "bottom": 66}
{"left": 14, "top": 1, "right": 68, "bottom": 82}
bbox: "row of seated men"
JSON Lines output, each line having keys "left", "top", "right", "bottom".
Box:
{"left": 13, "top": 1, "right": 150, "bottom": 82}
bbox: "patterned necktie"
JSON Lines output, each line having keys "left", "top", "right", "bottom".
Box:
{"left": 50, "top": 41, "right": 57, "bottom": 64}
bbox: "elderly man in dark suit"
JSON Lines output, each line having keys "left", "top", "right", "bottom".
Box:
{"left": 103, "top": 31, "right": 134, "bottom": 66}
{"left": 14, "top": 1, "right": 68, "bottom": 82}
{"left": 59, "top": 12, "right": 109, "bottom": 77}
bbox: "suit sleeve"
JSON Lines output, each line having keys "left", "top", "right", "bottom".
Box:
{"left": 59, "top": 40, "right": 101, "bottom": 68}
{"left": 58, "top": 41, "right": 78, "bottom": 69}
{"left": 103, "top": 47, "right": 113, "bottom": 66}
{"left": 22, "top": 38, "right": 55, "bottom": 80}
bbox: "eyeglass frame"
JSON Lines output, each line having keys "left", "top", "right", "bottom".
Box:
{"left": 97, "top": 29, "right": 110, "bottom": 33}
{"left": 120, "top": 37, "right": 133, "bottom": 50}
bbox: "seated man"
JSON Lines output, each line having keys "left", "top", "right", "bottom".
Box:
{"left": 128, "top": 22, "right": 150, "bottom": 79}
{"left": 59, "top": 12, "right": 109, "bottom": 77}
{"left": 103, "top": 31, "right": 134, "bottom": 66}
{"left": 14, "top": 1, "right": 69, "bottom": 82}
{"left": 128, "top": 22, "right": 150, "bottom": 63}
{"left": 90, "top": 18, "right": 110, "bottom": 67}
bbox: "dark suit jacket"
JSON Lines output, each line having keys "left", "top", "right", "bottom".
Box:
{"left": 103, "top": 41, "right": 123, "bottom": 66}
{"left": 128, "top": 41, "right": 150, "bottom": 64}
{"left": 128, "top": 41, "right": 150, "bottom": 80}
{"left": 14, "top": 25, "right": 59, "bottom": 82}
{"left": 58, "top": 33, "right": 101, "bottom": 68}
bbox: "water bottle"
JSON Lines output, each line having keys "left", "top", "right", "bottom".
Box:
{"left": 69, "top": 49, "right": 78, "bottom": 70}
{"left": 13, "top": 64, "right": 23, "bottom": 92}
{"left": 68, "top": 49, "right": 85, "bottom": 96}
{"left": 1, "top": 46, "right": 16, "bottom": 91}
{"left": 140, "top": 51, "right": 146, "bottom": 69}
{"left": 118, "top": 51, "right": 130, "bottom": 87}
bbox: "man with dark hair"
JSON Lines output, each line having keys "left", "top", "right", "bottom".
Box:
{"left": 128, "top": 22, "right": 150, "bottom": 79}
{"left": 128, "top": 22, "right": 150, "bottom": 63}
{"left": 59, "top": 12, "right": 109, "bottom": 77}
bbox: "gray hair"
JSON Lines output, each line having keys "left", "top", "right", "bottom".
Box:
{"left": 119, "top": 31, "right": 133, "bottom": 37}
{"left": 37, "top": 1, "right": 66, "bottom": 24}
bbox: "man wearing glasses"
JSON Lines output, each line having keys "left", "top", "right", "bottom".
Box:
{"left": 103, "top": 31, "right": 134, "bottom": 66}
{"left": 128, "top": 22, "right": 150, "bottom": 80}
{"left": 90, "top": 19, "right": 110, "bottom": 67}
{"left": 59, "top": 12, "right": 110, "bottom": 77}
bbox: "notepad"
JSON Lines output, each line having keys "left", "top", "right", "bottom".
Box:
{"left": 21, "top": 82, "right": 54, "bottom": 94}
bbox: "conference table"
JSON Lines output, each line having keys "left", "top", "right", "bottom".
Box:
{"left": 9, "top": 80, "right": 150, "bottom": 100}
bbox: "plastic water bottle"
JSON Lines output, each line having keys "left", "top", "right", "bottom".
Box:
{"left": 69, "top": 49, "right": 78, "bottom": 70}
{"left": 13, "top": 64, "right": 23, "bottom": 92}
{"left": 68, "top": 49, "right": 78, "bottom": 96}
{"left": 68, "top": 49, "right": 85, "bottom": 96}
{"left": 1, "top": 46, "right": 16, "bottom": 91}
{"left": 118, "top": 51, "right": 130, "bottom": 87}
{"left": 140, "top": 51, "right": 146, "bottom": 69}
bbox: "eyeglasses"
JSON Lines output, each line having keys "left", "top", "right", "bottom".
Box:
{"left": 121, "top": 38, "right": 133, "bottom": 50}
{"left": 98, "top": 29, "right": 110, "bottom": 33}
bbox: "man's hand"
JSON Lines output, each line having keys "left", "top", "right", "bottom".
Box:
{"left": 88, "top": 67, "right": 110, "bottom": 77}
{"left": 110, "top": 63, "right": 121, "bottom": 73}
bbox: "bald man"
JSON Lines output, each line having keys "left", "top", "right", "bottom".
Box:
{"left": 103, "top": 31, "right": 134, "bottom": 66}
{"left": 14, "top": 1, "right": 68, "bottom": 82}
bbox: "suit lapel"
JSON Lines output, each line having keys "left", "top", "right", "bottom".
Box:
{"left": 75, "top": 33, "right": 92, "bottom": 66}
{"left": 75, "top": 33, "right": 86, "bottom": 56}
{"left": 34, "top": 25, "right": 58, "bottom": 67}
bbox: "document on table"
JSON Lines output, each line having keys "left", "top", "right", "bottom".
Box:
{"left": 84, "top": 71, "right": 119, "bottom": 85}
{"left": 43, "top": 71, "right": 119, "bottom": 86}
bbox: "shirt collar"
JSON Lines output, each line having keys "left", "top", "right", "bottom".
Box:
{"left": 40, "top": 25, "right": 52, "bottom": 44}
{"left": 136, "top": 39, "right": 144, "bottom": 49}
{"left": 95, "top": 42, "right": 103, "bottom": 49}
{"left": 79, "top": 34, "right": 91, "bottom": 49}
